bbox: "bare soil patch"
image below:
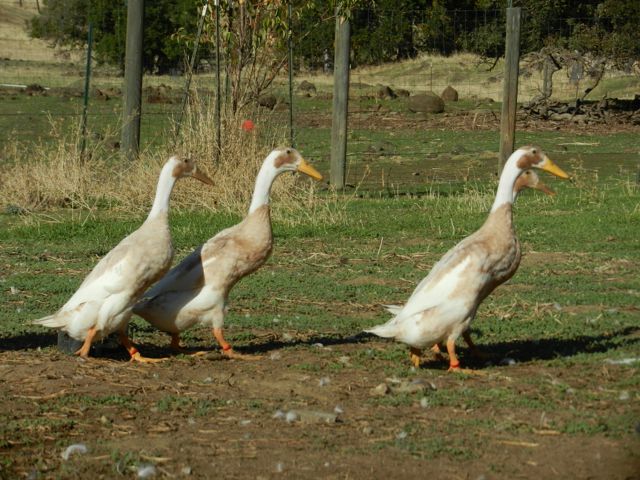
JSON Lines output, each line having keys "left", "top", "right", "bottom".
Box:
{"left": 1, "top": 328, "right": 638, "bottom": 479}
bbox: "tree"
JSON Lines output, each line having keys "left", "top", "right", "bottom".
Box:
{"left": 30, "top": 0, "right": 201, "bottom": 74}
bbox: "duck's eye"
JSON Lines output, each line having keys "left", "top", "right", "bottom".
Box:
{"left": 286, "top": 149, "right": 291, "bottom": 154}
{"left": 183, "top": 159, "right": 188, "bottom": 163}
{"left": 532, "top": 149, "right": 537, "bottom": 155}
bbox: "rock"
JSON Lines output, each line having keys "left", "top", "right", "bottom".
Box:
{"left": 388, "top": 378, "right": 437, "bottom": 394}
{"left": 61, "top": 443, "right": 88, "bottom": 460}
{"left": 297, "top": 80, "right": 316, "bottom": 94}
{"left": 408, "top": 93, "right": 444, "bottom": 114}
{"left": 370, "top": 383, "right": 390, "bottom": 396}
{"left": 377, "top": 85, "right": 397, "bottom": 99}
{"left": 441, "top": 85, "right": 459, "bottom": 101}
{"left": 284, "top": 410, "right": 339, "bottom": 424}
{"left": 258, "top": 94, "right": 278, "bottom": 110}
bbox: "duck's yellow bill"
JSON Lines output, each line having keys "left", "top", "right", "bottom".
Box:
{"left": 297, "top": 158, "right": 323, "bottom": 181}
{"left": 540, "top": 156, "right": 570, "bottom": 179}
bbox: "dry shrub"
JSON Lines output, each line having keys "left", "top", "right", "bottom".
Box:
{"left": 0, "top": 98, "right": 345, "bottom": 227}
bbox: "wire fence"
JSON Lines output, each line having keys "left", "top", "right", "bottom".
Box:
{"left": 1, "top": 1, "right": 638, "bottom": 189}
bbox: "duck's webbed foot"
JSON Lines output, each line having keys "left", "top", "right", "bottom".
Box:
{"left": 213, "top": 327, "right": 262, "bottom": 361}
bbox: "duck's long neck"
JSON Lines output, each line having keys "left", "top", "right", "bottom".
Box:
{"left": 249, "top": 163, "right": 279, "bottom": 214}
{"left": 490, "top": 158, "right": 521, "bottom": 213}
{"left": 147, "top": 163, "right": 178, "bottom": 221}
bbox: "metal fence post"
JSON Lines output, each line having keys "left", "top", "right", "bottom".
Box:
{"left": 80, "top": 22, "right": 93, "bottom": 160}
{"left": 498, "top": 6, "right": 521, "bottom": 170}
{"left": 330, "top": 7, "right": 350, "bottom": 190}
{"left": 287, "top": 0, "right": 294, "bottom": 147}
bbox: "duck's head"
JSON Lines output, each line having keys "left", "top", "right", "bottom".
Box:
{"left": 168, "top": 155, "right": 214, "bottom": 185}
{"left": 513, "top": 146, "right": 570, "bottom": 180}
{"left": 514, "top": 170, "right": 555, "bottom": 196}
{"left": 265, "top": 148, "right": 323, "bottom": 181}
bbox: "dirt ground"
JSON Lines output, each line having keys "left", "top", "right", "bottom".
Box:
{"left": 1, "top": 328, "right": 638, "bottom": 480}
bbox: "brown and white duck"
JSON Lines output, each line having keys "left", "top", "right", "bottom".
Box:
{"left": 133, "top": 148, "right": 322, "bottom": 358}
{"left": 33, "top": 156, "right": 213, "bottom": 362}
{"left": 366, "top": 146, "right": 569, "bottom": 372}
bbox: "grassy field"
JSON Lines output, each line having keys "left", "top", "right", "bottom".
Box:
{"left": 1, "top": 171, "right": 639, "bottom": 478}
{"left": 1, "top": 6, "right": 639, "bottom": 478}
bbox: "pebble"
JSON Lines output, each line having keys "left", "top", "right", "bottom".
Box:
{"left": 362, "top": 426, "right": 373, "bottom": 435}
{"left": 61, "top": 443, "right": 88, "bottom": 460}
{"left": 318, "top": 377, "right": 330, "bottom": 387}
{"left": 275, "top": 462, "right": 285, "bottom": 473}
{"left": 500, "top": 357, "right": 517, "bottom": 366}
{"left": 419, "top": 397, "right": 429, "bottom": 408}
{"left": 619, "top": 391, "right": 630, "bottom": 401}
{"left": 181, "top": 466, "right": 192, "bottom": 476}
{"left": 137, "top": 464, "right": 156, "bottom": 478}
{"left": 396, "top": 430, "right": 408, "bottom": 440}
{"left": 285, "top": 411, "right": 299, "bottom": 423}
{"left": 370, "top": 383, "right": 390, "bottom": 396}
{"left": 269, "top": 352, "right": 282, "bottom": 360}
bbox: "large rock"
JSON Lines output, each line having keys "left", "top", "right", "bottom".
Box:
{"left": 377, "top": 85, "right": 397, "bottom": 99}
{"left": 257, "top": 94, "right": 278, "bottom": 110}
{"left": 408, "top": 93, "right": 445, "bottom": 114}
{"left": 441, "top": 85, "right": 459, "bottom": 102}
{"left": 297, "top": 80, "right": 316, "bottom": 94}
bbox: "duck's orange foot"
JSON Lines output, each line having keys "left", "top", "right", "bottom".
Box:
{"left": 448, "top": 362, "right": 486, "bottom": 375}
{"left": 130, "top": 352, "right": 167, "bottom": 363}
{"left": 409, "top": 347, "right": 422, "bottom": 368}
{"left": 222, "top": 348, "right": 262, "bottom": 361}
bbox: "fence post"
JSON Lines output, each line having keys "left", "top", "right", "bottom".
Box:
{"left": 214, "top": 0, "right": 221, "bottom": 163}
{"left": 330, "top": 7, "right": 350, "bottom": 190}
{"left": 121, "top": 0, "right": 145, "bottom": 161}
{"left": 80, "top": 22, "right": 93, "bottom": 159}
{"left": 287, "top": 0, "right": 294, "bottom": 147}
{"left": 498, "top": 6, "right": 521, "bottom": 170}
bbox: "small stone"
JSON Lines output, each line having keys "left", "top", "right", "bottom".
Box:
{"left": 239, "top": 419, "right": 252, "bottom": 426}
{"left": 181, "top": 466, "right": 192, "bottom": 475}
{"left": 619, "top": 391, "right": 630, "bottom": 401}
{"left": 334, "top": 405, "right": 344, "bottom": 414}
{"left": 269, "top": 352, "right": 282, "bottom": 360}
{"left": 137, "top": 464, "right": 156, "bottom": 478}
{"left": 100, "top": 415, "right": 110, "bottom": 425}
{"left": 370, "top": 383, "right": 390, "bottom": 396}
{"left": 553, "top": 302, "right": 562, "bottom": 311}
{"left": 362, "top": 426, "right": 373, "bottom": 435}
{"left": 275, "top": 462, "right": 285, "bottom": 473}
{"left": 10, "top": 286, "right": 18, "bottom": 295}
{"left": 285, "top": 411, "right": 299, "bottom": 423}
{"left": 500, "top": 357, "right": 516, "bottom": 366}
{"left": 201, "top": 376, "right": 213, "bottom": 384}
{"left": 272, "top": 410, "right": 285, "bottom": 419}
{"left": 61, "top": 443, "right": 88, "bottom": 460}
{"left": 396, "top": 430, "right": 408, "bottom": 440}
{"left": 318, "top": 377, "right": 330, "bottom": 387}
{"left": 419, "top": 397, "right": 429, "bottom": 408}
{"left": 312, "top": 342, "right": 324, "bottom": 348}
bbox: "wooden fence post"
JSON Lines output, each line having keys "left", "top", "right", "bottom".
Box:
{"left": 121, "top": 0, "right": 145, "bottom": 161}
{"left": 330, "top": 7, "right": 350, "bottom": 190}
{"left": 498, "top": 6, "right": 521, "bottom": 169}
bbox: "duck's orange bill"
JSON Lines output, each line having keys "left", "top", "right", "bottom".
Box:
{"left": 297, "top": 159, "right": 323, "bottom": 181}
{"left": 540, "top": 156, "right": 570, "bottom": 179}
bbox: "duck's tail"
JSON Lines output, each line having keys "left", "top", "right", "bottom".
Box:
{"left": 364, "top": 320, "right": 399, "bottom": 339}
{"left": 32, "top": 314, "right": 66, "bottom": 328}
{"left": 381, "top": 304, "right": 403, "bottom": 315}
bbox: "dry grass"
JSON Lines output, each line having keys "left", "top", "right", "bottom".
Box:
{"left": 0, "top": 97, "right": 346, "bottom": 226}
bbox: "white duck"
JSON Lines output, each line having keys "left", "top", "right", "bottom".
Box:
{"left": 33, "top": 156, "right": 213, "bottom": 362}
{"left": 133, "top": 148, "right": 322, "bottom": 358}
{"left": 366, "top": 146, "right": 569, "bottom": 372}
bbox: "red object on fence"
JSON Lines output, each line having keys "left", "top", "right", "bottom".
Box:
{"left": 241, "top": 119, "right": 255, "bottom": 132}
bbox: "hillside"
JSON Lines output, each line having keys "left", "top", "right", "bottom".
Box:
{"left": 0, "top": 1, "right": 72, "bottom": 62}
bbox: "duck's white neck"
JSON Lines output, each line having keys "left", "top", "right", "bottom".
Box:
{"left": 147, "top": 162, "right": 178, "bottom": 220}
{"left": 490, "top": 154, "right": 522, "bottom": 212}
{"left": 249, "top": 162, "right": 280, "bottom": 214}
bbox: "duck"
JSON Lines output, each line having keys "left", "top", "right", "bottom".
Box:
{"left": 133, "top": 147, "right": 322, "bottom": 358}
{"left": 366, "top": 146, "right": 569, "bottom": 372}
{"left": 33, "top": 156, "right": 213, "bottom": 362}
